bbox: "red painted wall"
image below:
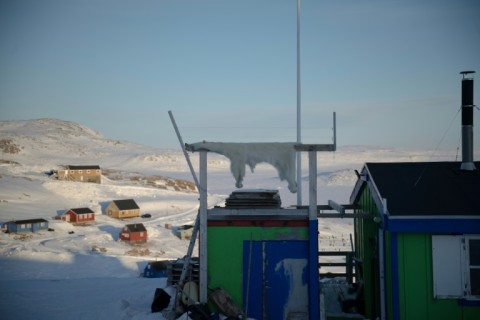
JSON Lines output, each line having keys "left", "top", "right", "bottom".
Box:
{"left": 119, "top": 230, "right": 147, "bottom": 242}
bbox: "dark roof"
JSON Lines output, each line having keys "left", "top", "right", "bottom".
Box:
{"left": 113, "top": 199, "right": 139, "bottom": 210}
{"left": 362, "top": 161, "right": 480, "bottom": 216}
{"left": 66, "top": 165, "right": 100, "bottom": 170}
{"left": 8, "top": 218, "right": 48, "bottom": 225}
{"left": 124, "top": 223, "right": 146, "bottom": 232}
{"left": 69, "top": 207, "right": 94, "bottom": 214}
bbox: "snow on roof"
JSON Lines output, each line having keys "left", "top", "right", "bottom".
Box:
{"left": 187, "top": 142, "right": 297, "bottom": 193}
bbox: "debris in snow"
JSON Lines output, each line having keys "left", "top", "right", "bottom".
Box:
{"left": 209, "top": 287, "right": 244, "bottom": 318}
{"left": 91, "top": 245, "right": 107, "bottom": 253}
{"left": 151, "top": 288, "right": 171, "bottom": 313}
{"left": 186, "top": 142, "right": 297, "bottom": 193}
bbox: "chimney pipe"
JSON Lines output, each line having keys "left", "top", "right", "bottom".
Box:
{"left": 460, "top": 70, "right": 476, "bottom": 171}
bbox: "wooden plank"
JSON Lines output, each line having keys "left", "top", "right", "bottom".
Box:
{"left": 318, "top": 251, "right": 354, "bottom": 256}
{"left": 294, "top": 144, "right": 335, "bottom": 152}
{"left": 317, "top": 213, "right": 372, "bottom": 219}
{"left": 328, "top": 200, "right": 345, "bottom": 214}
{"left": 318, "top": 262, "right": 349, "bottom": 267}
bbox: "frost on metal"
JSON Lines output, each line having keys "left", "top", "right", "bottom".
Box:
{"left": 187, "top": 142, "right": 297, "bottom": 193}
{"left": 275, "top": 258, "right": 309, "bottom": 319}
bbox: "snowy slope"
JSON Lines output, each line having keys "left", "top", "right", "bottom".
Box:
{"left": 0, "top": 119, "right": 464, "bottom": 320}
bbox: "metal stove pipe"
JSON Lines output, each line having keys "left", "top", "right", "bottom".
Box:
{"left": 460, "top": 70, "right": 476, "bottom": 171}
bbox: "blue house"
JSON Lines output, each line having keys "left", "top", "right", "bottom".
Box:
{"left": 5, "top": 218, "right": 49, "bottom": 234}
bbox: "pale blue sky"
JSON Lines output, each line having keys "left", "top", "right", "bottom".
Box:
{"left": 1, "top": 0, "right": 479, "bottom": 150}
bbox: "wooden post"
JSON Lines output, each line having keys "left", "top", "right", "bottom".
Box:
{"left": 308, "top": 150, "right": 319, "bottom": 319}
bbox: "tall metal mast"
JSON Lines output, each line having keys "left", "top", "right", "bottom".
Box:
{"left": 296, "top": 0, "right": 302, "bottom": 206}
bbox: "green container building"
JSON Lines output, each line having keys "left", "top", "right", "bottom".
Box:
{"left": 207, "top": 208, "right": 312, "bottom": 319}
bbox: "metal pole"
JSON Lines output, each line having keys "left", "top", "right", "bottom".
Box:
{"left": 333, "top": 112, "right": 337, "bottom": 151}
{"left": 168, "top": 110, "right": 203, "bottom": 313}
{"left": 296, "top": 0, "right": 302, "bottom": 206}
{"left": 199, "top": 151, "right": 208, "bottom": 304}
{"left": 168, "top": 111, "right": 200, "bottom": 188}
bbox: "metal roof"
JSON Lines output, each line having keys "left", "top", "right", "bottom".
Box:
{"left": 7, "top": 218, "right": 48, "bottom": 225}
{"left": 124, "top": 223, "right": 146, "bottom": 232}
{"left": 113, "top": 199, "right": 139, "bottom": 210}
{"left": 66, "top": 165, "right": 100, "bottom": 170}
{"left": 354, "top": 161, "right": 480, "bottom": 216}
{"left": 69, "top": 207, "right": 94, "bottom": 214}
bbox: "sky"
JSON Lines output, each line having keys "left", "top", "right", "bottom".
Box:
{"left": 1, "top": 0, "right": 480, "bottom": 151}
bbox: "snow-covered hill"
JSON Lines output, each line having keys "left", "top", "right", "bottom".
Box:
{"left": 0, "top": 118, "right": 464, "bottom": 320}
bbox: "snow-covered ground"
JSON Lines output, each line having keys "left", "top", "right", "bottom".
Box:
{"left": 0, "top": 119, "right": 467, "bottom": 319}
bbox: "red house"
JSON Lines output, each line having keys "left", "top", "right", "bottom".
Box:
{"left": 63, "top": 207, "right": 95, "bottom": 224}
{"left": 119, "top": 223, "right": 147, "bottom": 243}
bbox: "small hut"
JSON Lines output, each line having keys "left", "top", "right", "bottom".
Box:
{"left": 63, "top": 207, "right": 95, "bottom": 223}
{"left": 106, "top": 199, "right": 140, "bottom": 219}
{"left": 119, "top": 223, "right": 147, "bottom": 243}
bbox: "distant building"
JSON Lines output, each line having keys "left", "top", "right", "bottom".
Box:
{"left": 56, "top": 165, "right": 101, "bottom": 184}
{"left": 144, "top": 261, "right": 170, "bottom": 278}
{"left": 176, "top": 224, "right": 194, "bottom": 240}
{"left": 56, "top": 207, "right": 95, "bottom": 224}
{"left": 4, "top": 218, "right": 49, "bottom": 234}
{"left": 119, "top": 223, "right": 147, "bottom": 243}
{"left": 106, "top": 199, "right": 140, "bottom": 219}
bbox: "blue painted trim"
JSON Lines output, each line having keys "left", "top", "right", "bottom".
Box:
{"left": 309, "top": 220, "right": 319, "bottom": 320}
{"left": 390, "top": 232, "right": 400, "bottom": 320}
{"left": 458, "top": 299, "right": 480, "bottom": 307}
{"left": 384, "top": 217, "right": 480, "bottom": 233}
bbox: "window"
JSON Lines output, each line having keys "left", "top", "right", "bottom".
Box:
{"left": 432, "top": 235, "right": 480, "bottom": 300}
{"left": 87, "top": 170, "right": 91, "bottom": 173}
{"left": 78, "top": 170, "right": 83, "bottom": 174}
{"left": 466, "top": 237, "right": 480, "bottom": 296}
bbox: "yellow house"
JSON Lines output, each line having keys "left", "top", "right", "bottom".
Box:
{"left": 106, "top": 199, "right": 140, "bottom": 219}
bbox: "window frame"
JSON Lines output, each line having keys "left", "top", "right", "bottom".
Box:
{"left": 432, "top": 234, "right": 480, "bottom": 300}
{"left": 465, "top": 236, "right": 480, "bottom": 297}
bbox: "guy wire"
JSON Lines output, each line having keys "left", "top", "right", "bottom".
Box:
{"left": 414, "top": 107, "right": 461, "bottom": 187}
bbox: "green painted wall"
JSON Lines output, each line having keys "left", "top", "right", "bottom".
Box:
{"left": 354, "top": 186, "right": 379, "bottom": 319}
{"left": 355, "top": 184, "right": 480, "bottom": 320}
{"left": 396, "top": 233, "right": 480, "bottom": 320}
{"left": 207, "top": 225, "right": 308, "bottom": 307}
